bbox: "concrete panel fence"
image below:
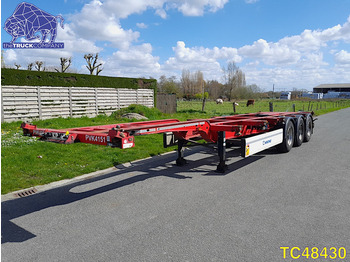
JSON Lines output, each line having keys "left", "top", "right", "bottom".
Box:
{"left": 1, "top": 85, "right": 154, "bottom": 122}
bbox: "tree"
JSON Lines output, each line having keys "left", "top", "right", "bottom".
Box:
{"left": 206, "top": 80, "right": 224, "bottom": 99}
{"left": 222, "top": 61, "right": 246, "bottom": 100}
{"left": 181, "top": 69, "right": 204, "bottom": 98}
{"left": 35, "top": 61, "right": 44, "bottom": 71}
{"left": 84, "top": 53, "right": 103, "bottom": 75}
{"left": 247, "top": 84, "right": 263, "bottom": 99}
{"left": 28, "top": 63, "right": 34, "bottom": 71}
{"left": 96, "top": 64, "right": 103, "bottom": 76}
{"left": 158, "top": 75, "right": 182, "bottom": 98}
{"left": 232, "top": 69, "right": 246, "bottom": 99}
{"left": 181, "top": 69, "right": 191, "bottom": 97}
{"left": 14, "top": 63, "right": 21, "bottom": 70}
{"left": 193, "top": 70, "right": 204, "bottom": 96}
{"left": 55, "top": 57, "right": 72, "bottom": 73}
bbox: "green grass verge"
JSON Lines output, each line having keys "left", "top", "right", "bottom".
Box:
{"left": 2, "top": 101, "right": 350, "bottom": 194}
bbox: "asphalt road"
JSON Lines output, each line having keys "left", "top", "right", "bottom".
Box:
{"left": 2, "top": 108, "right": 350, "bottom": 262}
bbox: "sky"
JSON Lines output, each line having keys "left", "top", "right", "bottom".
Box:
{"left": 1, "top": 0, "right": 350, "bottom": 91}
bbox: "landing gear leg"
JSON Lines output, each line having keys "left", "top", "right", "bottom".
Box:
{"left": 176, "top": 139, "right": 187, "bottom": 166}
{"left": 216, "top": 131, "right": 228, "bottom": 173}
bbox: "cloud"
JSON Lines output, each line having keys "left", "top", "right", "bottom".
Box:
{"left": 237, "top": 16, "right": 350, "bottom": 70}
{"left": 3, "top": 49, "right": 17, "bottom": 63}
{"left": 104, "top": 0, "right": 165, "bottom": 19}
{"left": 155, "top": 8, "right": 167, "bottom": 19}
{"left": 245, "top": 0, "right": 259, "bottom": 3}
{"left": 243, "top": 66, "right": 350, "bottom": 91}
{"left": 159, "top": 15, "right": 350, "bottom": 89}
{"left": 102, "top": 40, "right": 242, "bottom": 80}
{"left": 69, "top": 0, "right": 139, "bottom": 49}
{"left": 166, "top": 41, "right": 241, "bottom": 65}
{"left": 297, "top": 52, "right": 328, "bottom": 69}
{"left": 279, "top": 18, "right": 350, "bottom": 52}
{"left": 103, "top": 43, "right": 161, "bottom": 77}
{"left": 68, "top": 0, "right": 229, "bottom": 49}
{"left": 162, "top": 41, "right": 241, "bottom": 79}
{"left": 136, "top": 23, "right": 148, "bottom": 29}
{"left": 238, "top": 39, "right": 301, "bottom": 65}
{"left": 172, "top": 0, "right": 229, "bottom": 16}
{"left": 334, "top": 50, "right": 350, "bottom": 65}
{"left": 279, "top": 30, "right": 326, "bottom": 52}
{"left": 56, "top": 24, "right": 101, "bottom": 54}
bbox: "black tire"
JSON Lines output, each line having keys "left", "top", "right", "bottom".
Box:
{"left": 294, "top": 115, "right": 305, "bottom": 147}
{"left": 277, "top": 117, "right": 294, "bottom": 153}
{"left": 303, "top": 114, "right": 313, "bottom": 142}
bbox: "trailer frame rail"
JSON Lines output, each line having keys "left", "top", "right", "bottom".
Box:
{"left": 21, "top": 111, "right": 314, "bottom": 172}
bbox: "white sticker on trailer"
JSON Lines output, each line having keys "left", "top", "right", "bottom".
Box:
{"left": 123, "top": 143, "right": 134, "bottom": 149}
{"left": 243, "top": 129, "right": 283, "bottom": 157}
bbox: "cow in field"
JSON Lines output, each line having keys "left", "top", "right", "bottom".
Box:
{"left": 246, "top": 99, "right": 255, "bottom": 107}
{"left": 216, "top": 99, "right": 223, "bottom": 104}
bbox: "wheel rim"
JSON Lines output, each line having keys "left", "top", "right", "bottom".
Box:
{"left": 306, "top": 120, "right": 312, "bottom": 137}
{"left": 299, "top": 122, "right": 304, "bottom": 141}
{"left": 287, "top": 126, "right": 293, "bottom": 146}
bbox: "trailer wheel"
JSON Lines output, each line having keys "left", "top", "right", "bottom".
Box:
{"left": 294, "top": 116, "right": 305, "bottom": 147}
{"left": 303, "top": 114, "right": 313, "bottom": 142}
{"left": 277, "top": 117, "right": 294, "bottom": 153}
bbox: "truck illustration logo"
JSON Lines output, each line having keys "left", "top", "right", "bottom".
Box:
{"left": 3, "top": 2, "right": 64, "bottom": 49}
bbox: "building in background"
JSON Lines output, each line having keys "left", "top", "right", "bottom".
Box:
{"left": 323, "top": 92, "right": 350, "bottom": 99}
{"left": 302, "top": 92, "right": 323, "bottom": 99}
{"left": 280, "top": 91, "right": 291, "bottom": 100}
{"left": 313, "top": 84, "right": 350, "bottom": 99}
{"left": 313, "top": 83, "right": 350, "bottom": 94}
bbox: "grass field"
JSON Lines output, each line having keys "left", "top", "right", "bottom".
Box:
{"left": 178, "top": 99, "right": 350, "bottom": 116}
{"left": 2, "top": 100, "right": 350, "bottom": 194}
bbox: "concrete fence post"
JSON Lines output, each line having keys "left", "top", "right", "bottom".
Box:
{"left": 94, "top": 88, "right": 99, "bottom": 116}
{"left": 37, "top": 86, "right": 42, "bottom": 120}
{"left": 69, "top": 87, "right": 73, "bottom": 117}
{"left": 117, "top": 89, "right": 120, "bottom": 109}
